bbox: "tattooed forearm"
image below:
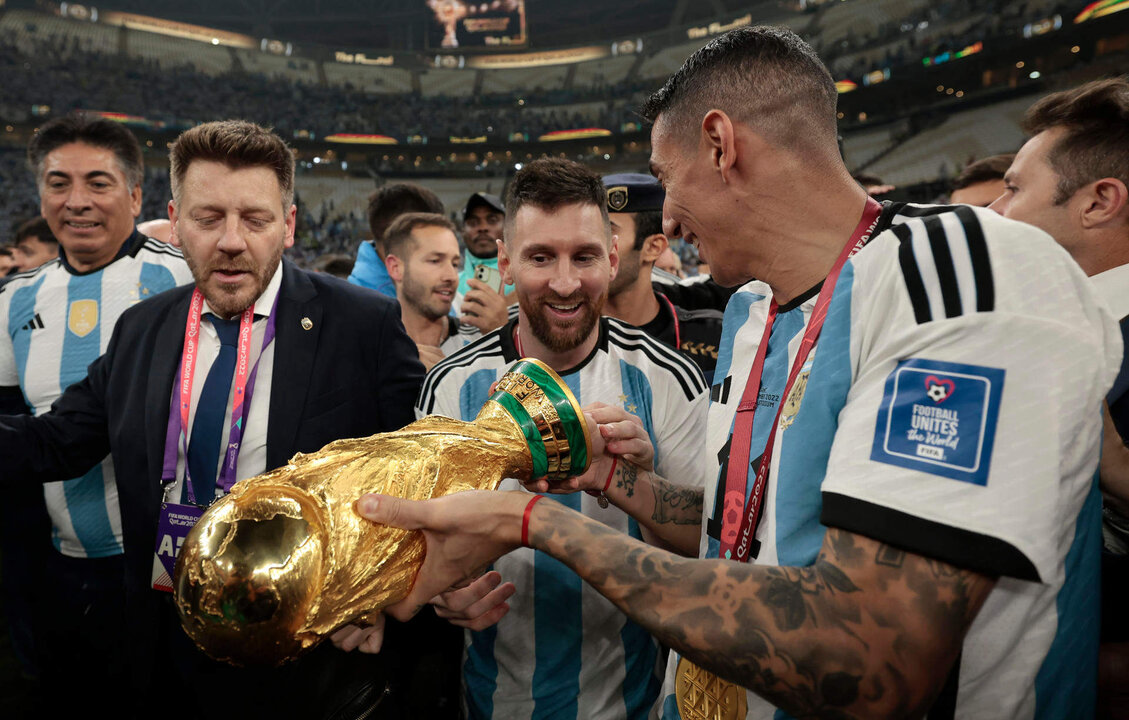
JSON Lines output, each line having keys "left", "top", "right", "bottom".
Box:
{"left": 529, "top": 507, "right": 995, "bottom": 719}
{"left": 650, "top": 477, "right": 704, "bottom": 526}
{"left": 615, "top": 462, "right": 638, "bottom": 498}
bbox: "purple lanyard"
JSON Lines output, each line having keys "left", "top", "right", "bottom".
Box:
{"left": 160, "top": 294, "right": 279, "bottom": 505}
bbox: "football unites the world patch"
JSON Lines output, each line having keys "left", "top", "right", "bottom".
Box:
{"left": 870, "top": 358, "right": 1005, "bottom": 485}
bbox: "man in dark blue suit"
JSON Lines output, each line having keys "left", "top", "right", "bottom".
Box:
{"left": 0, "top": 120, "right": 459, "bottom": 719}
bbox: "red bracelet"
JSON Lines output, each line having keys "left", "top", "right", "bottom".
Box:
{"left": 603, "top": 457, "right": 618, "bottom": 493}
{"left": 521, "top": 494, "right": 545, "bottom": 547}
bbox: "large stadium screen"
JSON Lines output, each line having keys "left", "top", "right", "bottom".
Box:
{"left": 426, "top": 0, "right": 527, "bottom": 50}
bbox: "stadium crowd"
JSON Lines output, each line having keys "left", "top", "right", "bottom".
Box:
{"left": 1, "top": 4, "right": 1128, "bottom": 719}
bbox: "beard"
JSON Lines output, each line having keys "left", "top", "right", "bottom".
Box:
{"left": 402, "top": 270, "right": 454, "bottom": 321}
{"left": 519, "top": 288, "right": 605, "bottom": 353}
{"left": 185, "top": 243, "right": 283, "bottom": 319}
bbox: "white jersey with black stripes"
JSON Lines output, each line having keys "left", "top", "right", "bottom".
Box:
{"left": 658, "top": 203, "right": 1122, "bottom": 719}
{"left": 417, "top": 315, "right": 710, "bottom": 720}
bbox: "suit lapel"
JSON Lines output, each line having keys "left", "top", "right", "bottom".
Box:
{"left": 266, "top": 260, "right": 320, "bottom": 469}
{"left": 146, "top": 294, "right": 191, "bottom": 486}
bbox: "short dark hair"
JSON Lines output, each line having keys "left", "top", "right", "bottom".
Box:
{"left": 1022, "top": 77, "right": 1129, "bottom": 204}
{"left": 28, "top": 114, "right": 144, "bottom": 188}
{"left": 503, "top": 158, "right": 610, "bottom": 242}
{"left": 15, "top": 217, "right": 57, "bottom": 246}
{"left": 952, "top": 154, "right": 1015, "bottom": 191}
{"left": 632, "top": 210, "right": 663, "bottom": 251}
{"left": 0, "top": 246, "right": 12, "bottom": 258}
{"left": 640, "top": 26, "right": 838, "bottom": 156}
{"left": 367, "top": 184, "right": 444, "bottom": 251}
{"left": 384, "top": 212, "right": 458, "bottom": 260}
{"left": 169, "top": 120, "right": 295, "bottom": 209}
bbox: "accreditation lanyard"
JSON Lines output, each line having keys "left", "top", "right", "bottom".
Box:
{"left": 160, "top": 289, "right": 279, "bottom": 506}
{"left": 719, "top": 198, "right": 883, "bottom": 563}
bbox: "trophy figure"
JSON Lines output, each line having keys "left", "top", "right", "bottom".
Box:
{"left": 173, "top": 359, "right": 590, "bottom": 666}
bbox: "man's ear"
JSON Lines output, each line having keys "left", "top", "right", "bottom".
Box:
{"left": 386, "top": 254, "right": 405, "bottom": 284}
{"left": 639, "top": 233, "right": 668, "bottom": 265}
{"left": 1080, "top": 178, "right": 1129, "bottom": 230}
{"left": 498, "top": 239, "right": 515, "bottom": 286}
{"left": 701, "top": 109, "right": 738, "bottom": 183}
{"left": 167, "top": 200, "right": 181, "bottom": 249}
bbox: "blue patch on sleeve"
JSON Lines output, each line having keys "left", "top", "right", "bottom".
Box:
{"left": 870, "top": 358, "right": 1004, "bottom": 485}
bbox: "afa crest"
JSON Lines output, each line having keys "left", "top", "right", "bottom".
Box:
{"left": 67, "top": 300, "right": 98, "bottom": 338}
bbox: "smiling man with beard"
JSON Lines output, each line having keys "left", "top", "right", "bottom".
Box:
{"left": 416, "top": 157, "right": 709, "bottom": 720}
{"left": 385, "top": 212, "right": 478, "bottom": 369}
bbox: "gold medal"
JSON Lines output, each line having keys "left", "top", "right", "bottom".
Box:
{"left": 675, "top": 656, "right": 748, "bottom": 720}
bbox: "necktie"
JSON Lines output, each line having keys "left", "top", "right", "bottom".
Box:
{"left": 186, "top": 315, "right": 241, "bottom": 506}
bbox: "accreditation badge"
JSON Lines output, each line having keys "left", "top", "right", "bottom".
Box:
{"left": 675, "top": 656, "right": 747, "bottom": 720}
{"left": 151, "top": 503, "right": 203, "bottom": 592}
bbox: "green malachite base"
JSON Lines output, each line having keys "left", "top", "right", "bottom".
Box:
{"left": 479, "top": 358, "right": 592, "bottom": 482}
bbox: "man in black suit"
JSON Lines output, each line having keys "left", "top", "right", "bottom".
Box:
{"left": 0, "top": 120, "right": 458, "bottom": 718}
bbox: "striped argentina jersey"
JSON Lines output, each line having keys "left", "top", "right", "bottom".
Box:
{"left": 418, "top": 316, "right": 710, "bottom": 720}
{"left": 658, "top": 204, "right": 1122, "bottom": 720}
{"left": 0, "top": 231, "right": 192, "bottom": 558}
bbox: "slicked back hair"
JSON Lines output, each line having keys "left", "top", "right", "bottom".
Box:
{"left": 384, "top": 212, "right": 458, "bottom": 261}
{"left": 367, "top": 183, "right": 445, "bottom": 251}
{"left": 1022, "top": 77, "right": 1129, "bottom": 205}
{"left": 640, "top": 26, "right": 838, "bottom": 158}
{"left": 28, "top": 114, "right": 144, "bottom": 189}
{"left": 503, "top": 158, "right": 610, "bottom": 243}
{"left": 952, "top": 154, "right": 1015, "bottom": 191}
{"left": 169, "top": 120, "right": 295, "bottom": 210}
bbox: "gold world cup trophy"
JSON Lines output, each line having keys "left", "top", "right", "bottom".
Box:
{"left": 173, "top": 359, "right": 590, "bottom": 667}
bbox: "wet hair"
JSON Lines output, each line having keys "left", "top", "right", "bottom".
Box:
{"left": 952, "top": 154, "right": 1015, "bottom": 191}
{"left": 169, "top": 120, "right": 296, "bottom": 209}
{"left": 366, "top": 183, "right": 444, "bottom": 251}
{"left": 503, "top": 157, "right": 610, "bottom": 242}
{"left": 1022, "top": 77, "right": 1129, "bottom": 204}
{"left": 640, "top": 26, "right": 838, "bottom": 156}
{"left": 384, "top": 212, "right": 458, "bottom": 260}
{"left": 28, "top": 114, "right": 144, "bottom": 188}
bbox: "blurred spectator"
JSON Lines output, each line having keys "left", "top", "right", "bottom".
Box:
{"left": 348, "top": 182, "right": 444, "bottom": 297}
{"left": 12, "top": 217, "right": 59, "bottom": 272}
{"left": 0, "top": 246, "right": 16, "bottom": 279}
{"left": 312, "top": 252, "right": 355, "bottom": 278}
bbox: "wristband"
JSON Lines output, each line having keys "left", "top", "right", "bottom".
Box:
{"left": 521, "top": 494, "right": 545, "bottom": 547}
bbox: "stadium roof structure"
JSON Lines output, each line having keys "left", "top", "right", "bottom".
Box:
{"left": 69, "top": 0, "right": 775, "bottom": 51}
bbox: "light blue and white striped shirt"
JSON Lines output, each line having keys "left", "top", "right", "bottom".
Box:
{"left": 0, "top": 231, "right": 192, "bottom": 558}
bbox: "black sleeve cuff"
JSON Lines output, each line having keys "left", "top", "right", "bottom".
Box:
{"left": 0, "top": 385, "right": 30, "bottom": 416}
{"left": 821, "top": 491, "right": 1041, "bottom": 583}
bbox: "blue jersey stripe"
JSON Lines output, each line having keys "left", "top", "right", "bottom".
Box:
{"left": 465, "top": 622, "right": 500, "bottom": 720}
{"left": 531, "top": 370, "right": 585, "bottom": 719}
{"left": 619, "top": 359, "right": 658, "bottom": 471}
{"left": 775, "top": 265, "right": 856, "bottom": 568}
{"left": 61, "top": 463, "right": 121, "bottom": 557}
{"left": 1034, "top": 473, "right": 1101, "bottom": 719}
{"left": 714, "top": 291, "right": 765, "bottom": 385}
{"left": 138, "top": 261, "right": 178, "bottom": 300}
{"left": 460, "top": 368, "right": 500, "bottom": 423}
{"left": 8, "top": 276, "right": 46, "bottom": 408}
{"left": 61, "top": 274, "right": 102, "bottom": 388}
{"left": 460, "top": 367, "right": 504, "bottom": 717}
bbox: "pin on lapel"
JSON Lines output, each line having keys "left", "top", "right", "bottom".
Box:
{"left": 301, "top": 317, "right": 313, "bottom": 331}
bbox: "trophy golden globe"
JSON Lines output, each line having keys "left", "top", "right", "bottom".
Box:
{"left": 173, "top": 358, "right": 591, "bottom": 666}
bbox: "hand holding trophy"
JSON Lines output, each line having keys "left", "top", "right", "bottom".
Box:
{"left": 173, "top": 359, "right": 590, "bottom": 666}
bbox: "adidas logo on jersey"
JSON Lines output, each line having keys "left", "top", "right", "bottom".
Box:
{"left": 19, "top": 313, "right": 45, "bottom": 332}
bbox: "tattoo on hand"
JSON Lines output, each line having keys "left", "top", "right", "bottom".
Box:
{"left": 616, "top": 463, "right": 638, "bottom": 498}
